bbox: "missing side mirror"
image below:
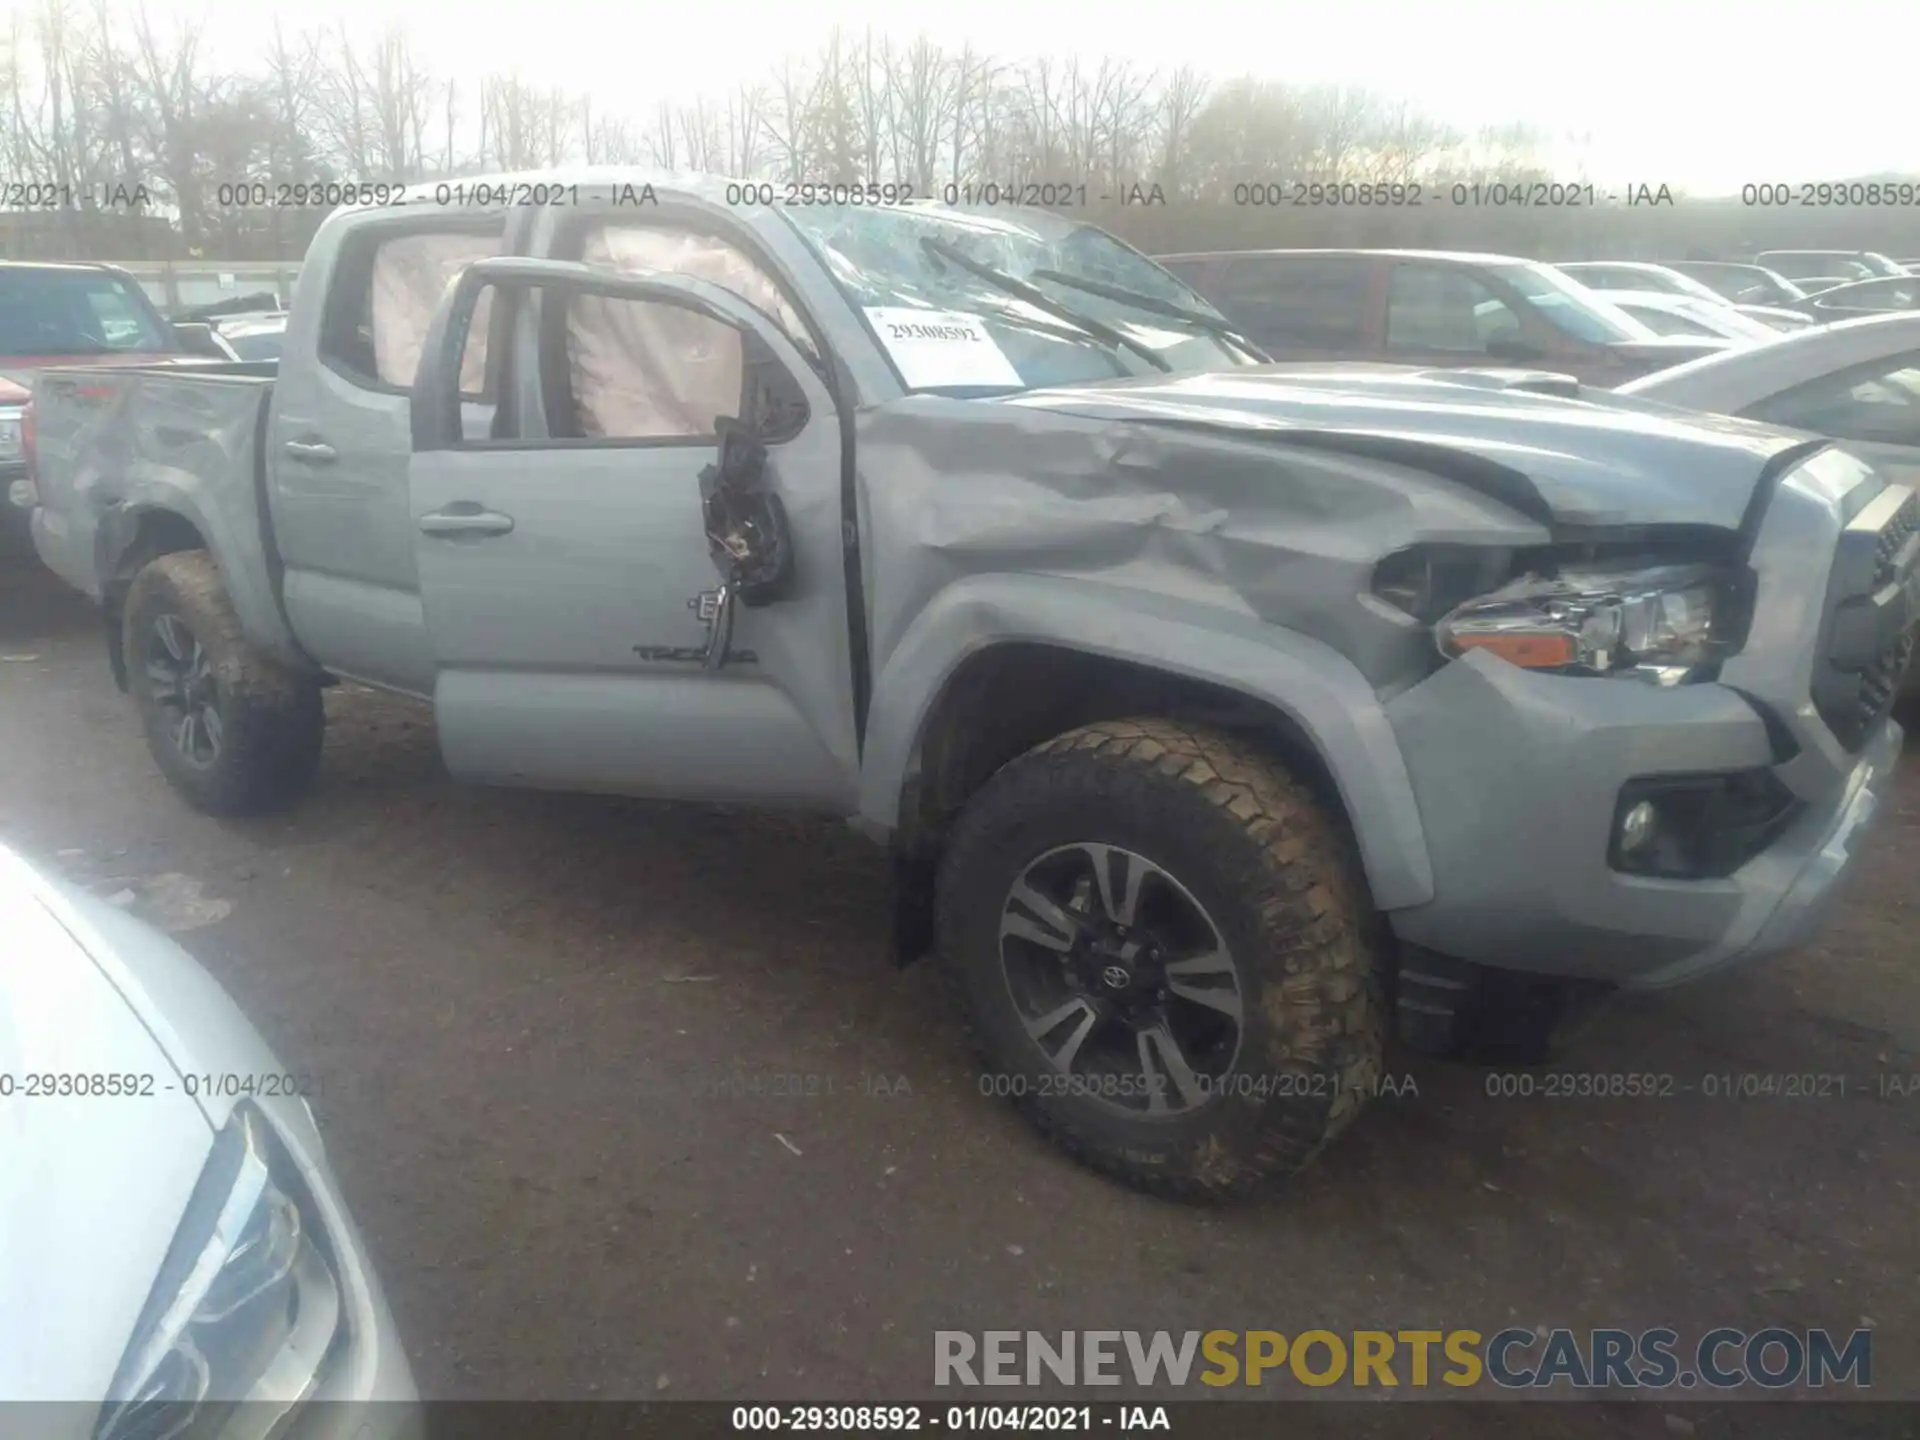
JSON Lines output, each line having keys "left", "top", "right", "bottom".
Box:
{"left": 700, "top": 417, "right": 795, "bottom": 607}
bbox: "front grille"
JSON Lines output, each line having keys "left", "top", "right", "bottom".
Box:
{"left": 1813, "top": 485, "right": 1919, "bottom": 752}
{"left": 1877, "top": 489, "right": 1919, "bottom": 573}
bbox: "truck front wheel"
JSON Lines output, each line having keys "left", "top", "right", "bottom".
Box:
{"left": 124, "top": 551, "right": 324, "bottom": 816}
{"left": 936, "top": 718, "right": 1383, "bottom": 1199}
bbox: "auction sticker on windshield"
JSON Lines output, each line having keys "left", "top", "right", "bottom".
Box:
{"left": 863, "top": 307, "right": 1023, "bottom": 388}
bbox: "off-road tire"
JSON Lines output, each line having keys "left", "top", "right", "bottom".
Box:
{"left": 936, "top": 717, "right": 1384, "bottom": 1200}
{"left": 123, "top": 550, "right": 324, "bottom": 815}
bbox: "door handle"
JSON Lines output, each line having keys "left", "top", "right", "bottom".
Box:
{"left": 419, "top": 504, "right": 515, "bottom": 538}
{"left": 283, "top": 439, "right": 338, "bottom": 463}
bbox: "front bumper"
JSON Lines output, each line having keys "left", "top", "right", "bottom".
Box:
{"left": 1383, "top": 451, "right": 1912, "bottom": 990}
{"left": 1384, "top": 654, "right": 1900, "bottom": 988}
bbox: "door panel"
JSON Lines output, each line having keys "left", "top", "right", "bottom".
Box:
{"left": 269, "top": 219, "right": 504, "bottom": 695}
{"left": 407, "top": 264, "right": 859, "bottom": 811}
{"left": 412, "top": 427, "right": 856, "bottom": 808}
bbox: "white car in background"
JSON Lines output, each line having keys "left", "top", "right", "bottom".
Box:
{"left": 0, "top": 842, "right": 418, "bottom": 1438}
{"left": 1557, "top": 261, "right": 1812, "bottom": 331}
{"left": 1790, "top": 276, "right": 1920, "bottom": 324}
{"left": 1560, "top": 260, "right": 1736, "bottom": 303}
{"left": 1754, "top": 251, "right": 1907, "bottom": 297}
{"left": 1600, "top": 290, "right": 1783, "bottom": 342}
{"left": 1665, "top": 261, "right": 1810, "bottom": 308}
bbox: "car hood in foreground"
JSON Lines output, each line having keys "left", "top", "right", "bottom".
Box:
{"left": 999, "top": 364, "right": 1814, "bottom": 529}
{"left": 0, "top": 851, "right": 212, "bottom": 1406}
{"left": 0, "top": 847, "right": 331, "bottom": 1406}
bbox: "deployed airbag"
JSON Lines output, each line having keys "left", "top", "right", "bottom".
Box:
{"left": 567, "top": 225, "right": 809, "bottom": 439}
{"left": 372, "top": 231, "right": 501, "bottom": 390}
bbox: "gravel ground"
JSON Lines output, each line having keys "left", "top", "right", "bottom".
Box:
{"left": 4, "top": 557, "right": 1917, "bottom": 1437}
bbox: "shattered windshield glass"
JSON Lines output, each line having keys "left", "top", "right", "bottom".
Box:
{"left": 781, "top": 203, "right": 1254, "bottom": 394}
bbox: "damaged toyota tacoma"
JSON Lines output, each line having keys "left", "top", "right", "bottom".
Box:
{"left": 24, "top": 174, "right": 1916, "bottom": 1197}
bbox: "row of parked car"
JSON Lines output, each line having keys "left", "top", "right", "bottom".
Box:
{"left": 2, "top": 182, "right": 1916, "bottom": 1427}
{"left": 1147, "top": 245, "right": 1920, "bottom": 484}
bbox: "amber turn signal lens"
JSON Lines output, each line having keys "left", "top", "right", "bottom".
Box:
{"left": 1448, "top": 631, "right": 1579, "bottom": 668}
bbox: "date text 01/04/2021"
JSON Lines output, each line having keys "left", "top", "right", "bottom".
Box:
{"left": 631, "top": 1071, "right": 915, "bottom": 1100}
{"left": 976, "top": 1071, "right": 1419, "bottom": 1102}
{"left": 1481, "top": 1071, "right": 1920, "bottom": 1099}
{"left": 0, "top": 1071, "right": 325, "bottom": 1100}
{"left": 729, "top": 1405, "right": 1169, "bottom": 1433}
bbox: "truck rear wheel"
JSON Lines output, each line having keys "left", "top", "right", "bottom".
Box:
{"left": 935, "top": 718, "right": 1383, "bottom": 1199}
{"left": 124, "top": 551, "right": 324, "bottom": 816}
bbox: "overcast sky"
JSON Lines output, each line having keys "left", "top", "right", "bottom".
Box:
{"left": 16, "top": 0, "right": 1915, "bottom": 194}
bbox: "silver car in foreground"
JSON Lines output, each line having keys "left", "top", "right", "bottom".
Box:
{"left": 0, "top": 843, "right": 417, "bottom": 1438}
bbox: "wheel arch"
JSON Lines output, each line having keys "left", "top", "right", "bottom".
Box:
{"left": 98, "top": 505, "right": 211, "bottom": 691}
{"left": 861, "top": 577, "right": 1435, "bottom": 959}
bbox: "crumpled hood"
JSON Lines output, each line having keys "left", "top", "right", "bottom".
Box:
{"left": 1002, "top": 365, "right": 1815, "bottom": 529}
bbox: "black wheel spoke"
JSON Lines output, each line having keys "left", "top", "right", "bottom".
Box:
{"left": 1082, "top": 843, "right": 1147, "bottom": 926}
{"left": 199, "top": 704, "right": 224, "bottom": 755}
{"left": 1000, "top": 878, "right": 1082, "bottom": 952}
{"left": 1024, "top": 997, "right": 1100, "bottom": 1070}
{"left": 1164, "top": 949, "right": 1242, "bottom": 1023}
{"left": 1139, "top": 1023, "right": 1206, "bottom": 1113}
{"left": 147, "top": 612, "right": 223, "bottom": 768}
{"left": 154, "top": 614, "right": 189, "bottom": 661}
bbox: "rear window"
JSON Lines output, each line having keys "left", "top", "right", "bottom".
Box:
{"left": 317, "top": 224, "right": 505, "bottom": 393}
{"left": 0, "top": 268, "right": 173, "bottom": 357}
{"left": 1213, "top": 256, "right": 1370, "bottom": 347}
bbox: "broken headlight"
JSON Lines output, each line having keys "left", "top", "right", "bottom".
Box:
{"left": 95, "top": 1106, "right": 343, "bottom": 1440}
{"left": 1435, "top": 561, "right": 1748, "bottom": 684}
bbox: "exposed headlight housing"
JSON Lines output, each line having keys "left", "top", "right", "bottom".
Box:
{"left": 95, "top": 1106, "right": 343, "bottom": 1440}
{"left": 1435, "top": 560, "right": 1749, "bottom": 684}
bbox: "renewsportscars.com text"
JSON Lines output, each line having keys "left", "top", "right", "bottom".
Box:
{"left": 934, "top": 1328, "right": 1872, "bottom": 1391}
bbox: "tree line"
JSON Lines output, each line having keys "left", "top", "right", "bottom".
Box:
{"left": 6, "top": 5, "right": 1920, "bottom": 263}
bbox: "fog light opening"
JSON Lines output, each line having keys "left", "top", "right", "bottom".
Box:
{"left": 1618, "top": 800, "right": 1659, "bottom": 855}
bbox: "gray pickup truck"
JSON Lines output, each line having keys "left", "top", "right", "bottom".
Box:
{"left": 25, "top": 173, "right": 1915, "bottom": 1196}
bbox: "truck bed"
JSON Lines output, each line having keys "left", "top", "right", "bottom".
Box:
{"left": 29, "top": 362, "right": 277, "bottom": 602}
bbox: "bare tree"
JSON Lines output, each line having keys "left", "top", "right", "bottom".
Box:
{"left": 126, "top": 7, "right": 214, "bottom": 246}
{"left": 881, "top": 36, "right": 952, "bottom": 194}
{"left": 4, "top": 15, "right": 1602, "bottom": 262}
{"left": 1150, "top": 66, "right": 1207, "bottom": 199}
{"left": 725, "top": 84, "right": 766, "bottom": 177}
{"left": 762, "top": 55, "right": 813, "bottom": 182}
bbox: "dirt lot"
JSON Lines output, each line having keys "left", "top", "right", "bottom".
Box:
{"left": 4, "top": 557, "right": 1918, "bottom": 1434}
